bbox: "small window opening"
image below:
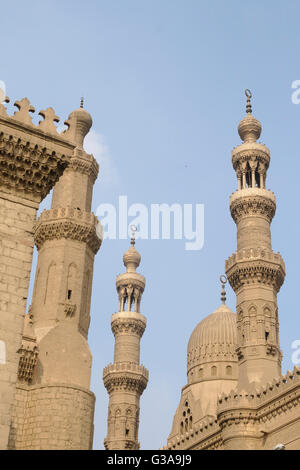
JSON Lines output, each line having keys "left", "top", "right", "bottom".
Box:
{"left": 125, "top": 428, "right": 129, "bottom": 436}
{"left": 67, "top": 290, "right": 72, "bottom": 300}
{"left": 265, "top": 331, "right": 269, "bottom": 341}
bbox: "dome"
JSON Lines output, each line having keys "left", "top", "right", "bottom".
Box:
{"left": 123, "top": 244, "right": 141, "bottom": 271}
{"left": 238, "top": 113, "right": 261, "bottom": 143}
{"left": 187, "top": 303, "right": 237, "bottom": 381}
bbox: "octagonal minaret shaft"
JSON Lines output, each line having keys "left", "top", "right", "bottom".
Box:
{"left": 103, "top": 230, "right": 148, "bottom": 450}
{"left": 225, "top": 91, "right": 285, "bottom": 387}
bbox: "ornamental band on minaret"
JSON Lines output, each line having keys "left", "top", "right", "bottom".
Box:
{"left": 103, "top": 227, "right": 149, "bottom": 450}
{"left": 225, "top": 90, "right": 285, "bottom": 387}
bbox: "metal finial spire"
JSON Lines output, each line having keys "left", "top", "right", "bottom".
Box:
{"left": 245, "top": 89, "right": 252, "bottom": 114}
{"left": 130, "top": 224, "right": 137, "bottom": 246}
{"left": 220, "top": 275, "right": 227, "bottom": 304}
{"left": 80, "top": 97, "right": 84, "bottom": 108}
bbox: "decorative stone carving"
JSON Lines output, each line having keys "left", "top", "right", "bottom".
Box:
{"left": 226, "top": 257, "right": 285, "bottom": 293}
{"left": 34, "top": 207, "right": 102, "bottom": 254}
{"left": 0, "top": 132, "right": 69, "bottom": 199}
{"left": 111, "top": 317, "right": 146, "bottom": 337}
{"left": 67, "top": 155, "right": 99, "bottom": 182}
{"left": 61, "top": 302, "right": 77, "bottom": 318}
{"left": 17, "top": 315, "right": 39, "bottom": 384}
{"left": 103, "top": 363, "right": 149, "bottom": 395}
{"left": 13, "top": 98, "right": 35, "bottom": 125}
{"left": 230, "top": 193, "right": 276, "bottom": 223}
{"left": 38, "top": 108, "right": 60, "bottom": 134}
{"left": 232, "top": 144, "right": 270, "bottom": 171}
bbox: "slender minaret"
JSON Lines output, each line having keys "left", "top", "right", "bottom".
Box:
{"left": 225, "top": 90, "right": 285, "bottom": 387}
{"left": 103, "top": 228, "right": 148, "bottom": 450}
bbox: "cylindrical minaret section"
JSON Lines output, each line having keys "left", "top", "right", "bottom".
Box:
{"left": 225, "top": 91, "right": 285, "bottom": 387}
{"left": 30, "top": 106, "right": 101, "bottom": 341}
{"left": 103, "top": 234, "right": 149, "bottom": 450}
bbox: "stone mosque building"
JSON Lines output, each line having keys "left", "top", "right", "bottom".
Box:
{"left": 0, "top": 89, "right": 299, "bottom": 450}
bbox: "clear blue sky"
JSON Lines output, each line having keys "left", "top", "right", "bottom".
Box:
{"left": 2, "top": 0, "right": 300, "bottom": 449}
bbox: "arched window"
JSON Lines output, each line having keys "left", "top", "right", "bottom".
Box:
{"left": 181, "top": 400, "right": 193, "bottom": 434}
{"left": 226, "top": 365, "right": 232, "bottom": 376}
{"left": 211, "top": 366, "right": 217, "bottom": 376}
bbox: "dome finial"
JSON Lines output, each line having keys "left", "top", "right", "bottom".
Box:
{"left": 123, "top": 225, "right": 141, "bottom": 272}
{"left": 130, "top": 224, "right": 137, "bottom": 247}
{"left": 245, "top": 89, "right": 252, "bottom": 114}
{"left": 238, "top": 89, "right": 261, "bottom": 142}
{"left": 80, "top": 97, "right": 84, "bottom": 109}
{"left": 220, "top": 275, "right": 227, "bottom": 304}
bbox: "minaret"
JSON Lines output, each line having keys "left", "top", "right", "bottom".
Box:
{"left": 32, "top": 101, "right": 101, "bottom": 341}
{"left": 15, "top": 101, "right": 102, "bottom": 449}
{"left": 103, "top": 228, "right": 149, "bottom": 450}
{"left": 225, "top": 90, "right": 285, "bottom": 387}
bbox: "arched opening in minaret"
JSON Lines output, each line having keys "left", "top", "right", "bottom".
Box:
{"left": 255, "top": 170, "right": 260, "bottom": 187}
{"left": 244, "top": 161, "right": 262, "bottom": 188}
{"left": 246, "top": 162, "right": 251, "bottom": 188}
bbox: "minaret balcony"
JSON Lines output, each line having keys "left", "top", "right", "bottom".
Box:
{"left": 225, "top": 248, "right": 285, "bottom": 293}
{"left": 34, "top": 207, "right": 102, "bottom": 253}
{"left": 232, "top": 141, "right": 270, "bottom": 171}
{"left": 103, "top": 362, "right": 149, "bottom": 395}
{"left": 229, "top": 188, "right": 276, "bottom": 224}
{"left": 111, "top": 311, "right": 147, "bottom": 337}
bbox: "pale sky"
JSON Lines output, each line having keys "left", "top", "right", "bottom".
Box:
{"left": 1, "top": 0, "right": 300, "bottom": 449}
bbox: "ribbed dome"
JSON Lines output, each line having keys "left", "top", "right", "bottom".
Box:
{"left": 238, "top": 113, "right": 261, "bottom": 143}
{"left": 123, "top": 245, "right": 141, "bottom": 270}
{"left": 187, "top": 304, "right": 237, "bottom": 378}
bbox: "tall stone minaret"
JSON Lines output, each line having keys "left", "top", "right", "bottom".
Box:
{"left": 32, "top": 101, "right": 101, "bottom": 341}
{"left": 225, "top": 90, "right": 285, "bottom": 387}
{"left": 103, "top": 229, "right": 149, "bottom": 450}
{"left": 12, "top": 101, "right": 102, "bottom": 450}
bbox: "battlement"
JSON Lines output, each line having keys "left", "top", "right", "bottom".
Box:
{"left": 0, "top": 97, "right": 80, "bottom": 201}
{"left": 1, "top": 97, "right": 80, "bottom": 143}
{"left": 167, "top": 417, "right": 220, "bottom": 450}
{"left": 217, "top": 366, "right": 300, "bottom": 415}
